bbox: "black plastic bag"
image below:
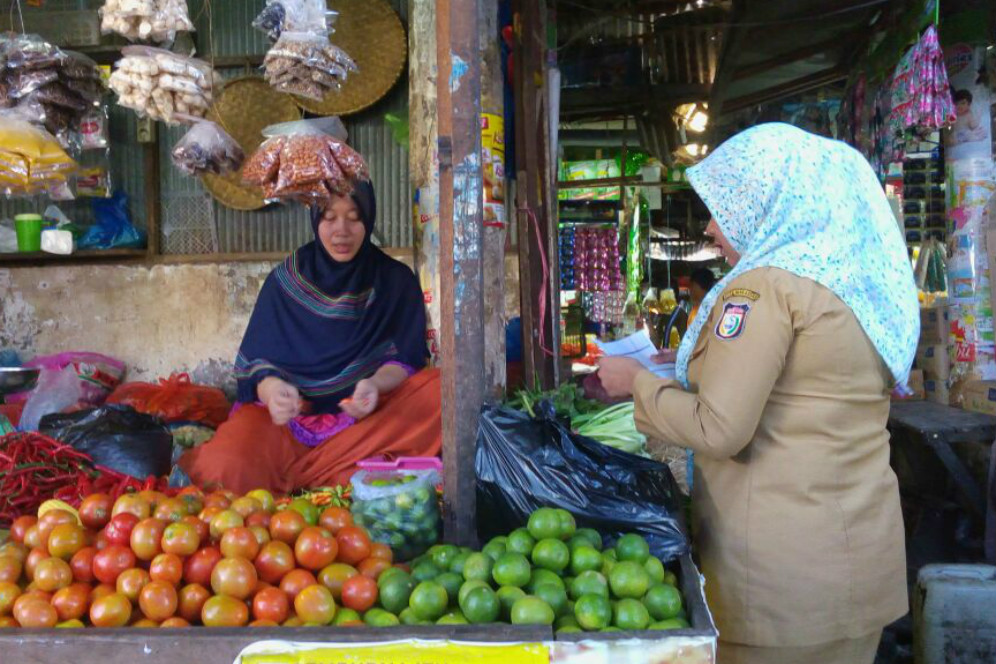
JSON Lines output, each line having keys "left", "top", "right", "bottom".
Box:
{"left": 40, "top": 405, "right": 173, "bottom": 479}
{"left": 476, "top": 402, "right": 689, "bottom": 561}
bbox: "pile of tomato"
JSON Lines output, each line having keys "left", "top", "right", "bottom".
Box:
{"left": 0, "top": 487, "right": 395, "bottom": 628}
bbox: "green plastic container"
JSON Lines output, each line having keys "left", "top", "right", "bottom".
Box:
{"left": 14, "top": 214, "right": 42, "bottom": 252}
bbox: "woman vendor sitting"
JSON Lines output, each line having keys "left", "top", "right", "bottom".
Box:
{"left": 179, "top": 181, "right": 440, "bottom": 494}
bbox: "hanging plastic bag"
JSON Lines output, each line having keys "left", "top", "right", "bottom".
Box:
{"left": 350, "top": 469, "right": 441, "bottom": 562}
{"left": 476, "top": 403, "right": 689, "bottom": 561}
{"left": 106, "top": 373, "right": 230, "bottom": 429}
{"left": 40, "top": 405, "right": 173, "bottom": 479}
{"left": 171, "top": 116, "right": 245, "bottom": 176}
{"left": 18, "top": 366, "right": 84, "bottom": 431}
{"left": 263, "top": 30, "right": 357, "bottom": 101}
{"left": 79, "top": 191, "right": 145, "bottom": 249}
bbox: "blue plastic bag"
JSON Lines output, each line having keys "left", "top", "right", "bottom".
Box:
{"left": 79, "top": 191, "right": 146, "bottom": 250}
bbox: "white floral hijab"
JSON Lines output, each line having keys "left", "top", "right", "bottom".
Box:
{"left": 678, "top": 123, "right": 919, "bottom": 387}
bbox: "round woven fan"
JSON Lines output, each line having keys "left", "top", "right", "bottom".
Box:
{"left": 293, "top": 0, "right": 407, "bottom": 116}
{"left": 202, "top": 77, "right": 301, "bottom": 211}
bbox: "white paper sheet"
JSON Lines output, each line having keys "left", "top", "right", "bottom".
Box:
{"left": 593, "top": 328, "right": 676, "bottom": 379}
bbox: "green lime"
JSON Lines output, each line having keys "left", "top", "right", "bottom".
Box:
{"left": 457, "top": 579, "right": 490, "bottom": 606}
{"left": 569, "top": 570, "right": 609, "bottom": 600}
{"left": 533, "top": 583, "right": 569, "bottom": 617}
{"left": 363, "top": 608, "right": 400, "bottom": 627}
{"left": 496, "top": 586, "right": 526, "bottom": 620}
{"left": 531, "top": 538, "right": 570, "bottom": 573}
{"left": 510, "top": 596, "right": 556, "bottom": 625}
{"left": 506, "top": 528, "right": 536, "bottom": 556}
{"left": 429, "top": 544, "right": 460, "bottom": 570}
{"left": 649, "top": 617, "right": 690, "bottom": 630}
{"left": 555, "top": 510, "right": 576, "bottom": 541}
{"left": 288, "top": 498, "right": 319, "bottom": 526}
{"left": 436, "top": 611, "right": 469, "bottom": 625}
{"left": 556, "top": 614, "right": 580, "bottom": 630}
{"left": 409, "top": 581, "right": 449, "bottom": 621}
{"left": 332, "top": 608, "right": 361, "bottom": 625}
{"left": 601, "top": 551, "right": 617, "bottom": 577}
{"left": 603, "top": 549, "right": 618, "bottom": 562}
{"left": 378, "top": 574, "right": 415, "bottom": 614}
{"left": 527, "top": 508, "right": 562, "bottom": 541}
{"left": 399, "top": 607, "right": 431, "bottom": 626}
{"left": 459, "top": 585, "right": 500, "bottom": 624}
{"left": 662, "top": 570, "right": 678, "bottom": 586}
{"left": 377, "top": 567, "right": 410, "bottom": 589}
{"left": 528, "top": 568, "right": 565, "bottom": 593}
{"left": 462, "top": 553, "right": 494, "bottom": 584}
{"left": 575, "top": 528, "right": 602, "bottom": 551}
{"left": 609, "top": 561, "right": 651, "bottom": 599}
{"left": 570, "top": 546, "right": 603, "bottom": 575}
{"left": 643, "top": 556, "right": 666, "bottom": 585}
{"left": 482, "top": 537, "right": 507, "bottom": 562}
{"left": 613, "top": 598, "right": 650, "bottom": 630}
{"left": 557, "top": 625, "right": 582, "bottom": 634}
{"left": 615, "top": 534, "right": 650, "bottom": 564}
{"left": 435, "top": 572, "right": 464, "bottom": 606}
{"left": 643, "top": 584, "right": 683, "bottom": 621}
{"left": 574, "top": 593, "right": 612, "bottom": 631}
{"left": 448, "top": 551, "right": 472, "bottom": 576}
{"left": 412, "top": 561, "right": 442, "bottom": 583}
{"left": 492, "top": 552, "right": 531, "bottom": 588}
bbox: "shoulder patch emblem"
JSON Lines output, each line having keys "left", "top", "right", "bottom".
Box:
{"left": 723, "top": 288, "right": 760, "bottom": 301}
{"left": 715, "top": 302, "right": 750, "bottom": 340}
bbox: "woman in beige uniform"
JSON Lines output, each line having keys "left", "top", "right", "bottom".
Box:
{"left": 599, "top": 123, "right": 919, "bottom": 664}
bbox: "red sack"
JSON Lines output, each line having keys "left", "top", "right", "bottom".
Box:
{"left": 107, "top": 373, "right": 230, "bottom": 428}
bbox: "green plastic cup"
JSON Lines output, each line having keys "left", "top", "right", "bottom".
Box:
{"left": 14, "top": 214, "right": 42, "bottom": 252}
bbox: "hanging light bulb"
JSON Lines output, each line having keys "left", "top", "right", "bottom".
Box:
{"left": 675, "top": 102, "right": 709, "bottom": 134}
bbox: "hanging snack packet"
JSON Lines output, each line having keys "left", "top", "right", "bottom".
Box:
{"left": 171, "top": 116, "right": 245, "bottom": 176}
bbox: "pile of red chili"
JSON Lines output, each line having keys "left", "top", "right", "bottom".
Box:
{"left": 0, "top": 432, "right": 173, "bottom": 527}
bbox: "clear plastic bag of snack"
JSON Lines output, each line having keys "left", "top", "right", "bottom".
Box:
{"left": 32, "top": 84, "right": 90, "bottom": 112}
{"left": 262, "top": 116, "right": 348, "bottom": 141}
{"left": 3, "top": 34, "right": 65, "bottom": 71}
{"left": 273, "top": 134, "right": 342, "bottom": 193}
{"left": 7, "top": 70, "right": 60, "bottom": 99}
{"left": 79, "top": 108, "right": 110, "bottom": 150}
{"left": 11, "top": 96, "right": 49, "bottom": 126}
{"left": 171, "top": 116, "right": 245, "bottom": 176}
{"left": 62, "top": 51, "right": 103, "bottom": 80}
{"left": 253, "top": 0, "right": 288, "bottom": 42}
{"left": 144, "top": 0, "right": 195, "bottom": 43}
{"left": 328, "top": 138, "right": 369, "bottom": 181}
{"left": 242, "top": 136, "right": 285, "bottom": 185}
{"left": 76, "top": 165, "right": 113, "bottom": 197}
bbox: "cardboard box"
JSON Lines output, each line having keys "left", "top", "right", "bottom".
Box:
{"left": 916, "top": 344, "right": 950, "bottom": 381}
{"left": 919, "top": 307, "right": 949, "bottom": 345}
{"left": 925, "top": 377, "right": 951, "bottom": 405}
{"left": 961, "top": 380, "right": 996, "bottom": 416}
{"left": 894, "top": 369, "right": 925, "bottom": 401}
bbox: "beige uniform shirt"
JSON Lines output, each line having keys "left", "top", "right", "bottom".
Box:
{"left": 633, "top": 267, "right": 908, "bottom": 647}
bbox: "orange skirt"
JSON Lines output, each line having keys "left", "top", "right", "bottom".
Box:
{"left": 178, "top": 369, "right": 441, "bottom": 495}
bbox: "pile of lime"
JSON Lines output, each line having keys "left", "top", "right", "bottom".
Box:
{"left": 350, "top": 473, "right": 440, "bottom": 562}
{"left": 371, "top": 507, "right": 689, "bottom": 633}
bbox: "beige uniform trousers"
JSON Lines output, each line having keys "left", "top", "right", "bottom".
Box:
{"left": 718, "top": 631, "right": 881, "bottom": 664}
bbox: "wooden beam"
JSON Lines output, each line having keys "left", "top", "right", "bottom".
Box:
{"left": 705, "top": 0, "right": 746, "bottom": 136}
{"left": 723, "top": 66, "right": 848, "bottom": 112}
{"left": 143, "top": 129, "right": 161, "bottom": 257}
{"left": 560, "top": 84, "right": 710, "bottom": 119}
{"left": 436, "top": 0, "right": 486, "bottom": 548}
{"left": 732, "top": 36, "right": 843, "bottom": 81}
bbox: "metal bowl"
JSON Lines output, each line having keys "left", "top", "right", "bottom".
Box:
{"left": 0, "top": 367, "right": 40, "bottom": 396}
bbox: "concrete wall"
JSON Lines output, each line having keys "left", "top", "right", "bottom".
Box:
{"left": 0, "top": 253, "right": 520, "bottom": 395}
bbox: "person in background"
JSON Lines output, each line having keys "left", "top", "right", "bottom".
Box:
{"left": 598, "top": 123, "right": 917, "bottom": 664}
{"left": 687, "top": 267, "right": 717, "bottom": 324}
{"left": 180, "top": 181, "right": 440, "bottom": 494}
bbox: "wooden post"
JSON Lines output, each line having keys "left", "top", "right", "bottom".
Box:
{"left": 436, "top": 0, "right": 486, "bottom": 547}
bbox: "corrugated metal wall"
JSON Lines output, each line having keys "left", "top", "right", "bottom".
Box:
{"left": 1, "top": 0, "right": 411, "bottom": 252}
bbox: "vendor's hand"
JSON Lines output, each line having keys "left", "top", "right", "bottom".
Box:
{"left": 340, "top": 379, "right": 379, "bottom": 420}
{"left": 597, "top": 357, "right": 645, "bottom": 398}
{"left": 652, "top": 349, "right": 677, "bottom": 364}
{"left": 258, "top": 377, "right": 302, "bottom": 426}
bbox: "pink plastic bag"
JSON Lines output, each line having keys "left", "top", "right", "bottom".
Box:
{"left": 8, "top": 351, "right": 126, "bottom": 406}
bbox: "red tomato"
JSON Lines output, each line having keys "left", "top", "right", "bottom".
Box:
{"left": 22, "top": 525, "right": 43, "bottom": 550}
{"left": 181, "top": 515, "right": 210, "bottom": 543}
{"left": 78, "top": 494, "right": 113, "bottom": 530}
{"left": 139, "top": 580, "right": 178, "bottom": 622}
{"left": 116, "top": 568, "right": 151, "bottom": 604}
{"left": 89, "top": 583, "right": 116, "bottom": 604}
{"left": 0, "top": 542, "right": 28, "bottom": 564}
{"left": 9, "top": 516, "right": 37, "bottom": 544}
{"left": 368, "top": 543, "right": 393, "bottom": 563}
{"left": 294, "top": 585, "right": 335, "bottom": 624}
{"left": 13, "top": 598, "right": 57, "bottom": 628}
{"left": 37, "top": 510, "right": 77, "bottom": 545}
{"left": 317, "top": 563, "right": 358, "bottom": 602}
{"left": 47, "top": 523, "right": 87, "bottom": 561}
{"left": 220, "top": 527, "right": 260, "bottom": 560}
{"left": 248, "top": 526, "right": 271, "bottom": 549}
{"left": 198, "top": 506, "right": 224, "bottom": 524}
{"left": 70, "top": 547, "right": 97, "bottom": 583}
{"left": 112, "top": 494, "right": 151, "bottom": 520}
{"left": 183, "top": 547, "right": 223, "bottom": 586}
{"left": 201, "top": 595, "right": 248, "bottom": 627}
{"left": 209, "top": 510, "right": 245, "bottom": 541}
{"left": 33, "top": 557, "right": 72, "bottom": 592}
{"left": 230, "top": 497, "right": 262, "bottom": 518}
{"left": 253, "top": 541, "right": 295, "bottom": 585}
{"left": 93, "top": 530, "right": 110, "bottom": 551}
{"left": 92, "top": 545, "right": 137, "bottom": 585}
{"left": 334, "top": 526, "right": 372, "bottom": 566}
{"left": 0, "top": 556, "right": 22, "bottom": 584}
{"left": 268, "top": 510, "right": 306, "bottom": 545}
{"left": 340, "top": 574, "right": 378, "bottom": 612}
{"left": 149, "top": 553, "right": 184, "bottom": 586}
{"left": 211, "top": 557, "right": 257, "bottom": 600}
{"left": 357, "top": 557, "right": 391, "bottom": 580}
{"left": 131, "top": 617, "right": 159, "bottom": 628}
{"left": 24, "top": 548, "right": 50, "bottom": 581}
{"left": 245, "top": 511, "right": 271, "bottom": 529}
{"left": 203, "top": 492, "right": 232, "bottom": 511}
{"left": 318, "top": 507, "right": 353, "bottom": 535}
{"left": 294, "top": 527, "right": 338, "bottom": 571}
{"left": 153, "top": 498, "right": 188, "bottom": 523}
{"left": 249, "top": 618, "right": 279, "bottom": 627}
{"left": 130, "top": 518, "right": 167, "bottom": 562}
{"left": 90, "top": 592, "right": 132, "bottom": 628}
{"left": 279, "top": 569, "right": 317, "bottom": 601}
{"left": 51, "top": 583, "right": 91, "bottom": 622}
{"left": 177, "top": 489, "right": 204, "bottom": 515}
{"left": 177, "top": 583, "right": 211, "bottom": 623}
{"left": 252, "top": 586, "right": 290, "bottom": 623}
{"left": 161, "top": 522, "right": 201, "bottom": 557}
{"left": 104, "top": 513, "right": 140, "bottom": 547}
{"left": 161, "top": 616, "right": 190, "bottom": 627}
{"left": 138, "top": 490, "right": 167, "bottom": 512}
{"left": 0, "top": 616, "right": 17, "bottom": 627}
{"left": 0, "top": 581, "right": 20, "bottom": 616}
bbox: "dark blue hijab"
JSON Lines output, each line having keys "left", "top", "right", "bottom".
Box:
{"left": 235, "top": 181, "right": 429, "bottom": 414}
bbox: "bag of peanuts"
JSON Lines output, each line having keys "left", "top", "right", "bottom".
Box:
{"left": 242, "top": 117, "right": 369, "bottom": 205}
